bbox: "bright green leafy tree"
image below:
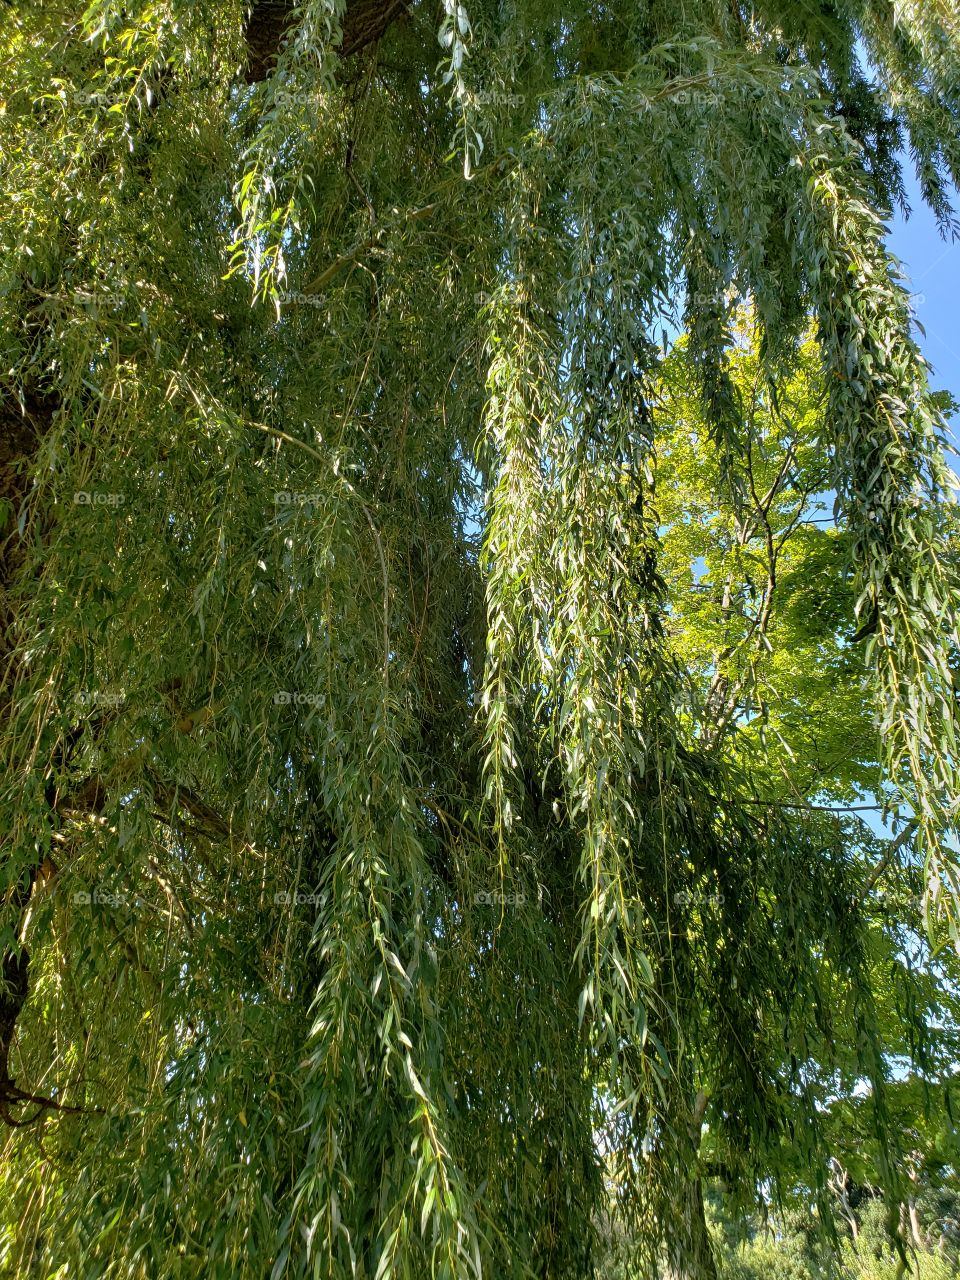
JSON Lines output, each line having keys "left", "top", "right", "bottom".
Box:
{"left": 587, "top": 323, "right": 960, "bottom": 1278}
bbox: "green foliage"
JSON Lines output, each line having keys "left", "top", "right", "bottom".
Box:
{"left": 0, "top": 1, "right": 958, "bottom": 1277}
{"left": 713, "top": 1201, "right": 960, "bottom": 1280}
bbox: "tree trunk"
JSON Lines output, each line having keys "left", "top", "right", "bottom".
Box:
{"left": 0, "top": 393, "right": 47, "bottom": 1123}
{"left": 908, "top": 1200, "right": 923, "bottom": 1249}
{"left": 662, "top": 1091, "right": 718, "bottom": 1280}
{"left": 664, "top": 1174, "right": 719, "bottom": 1280}
{"left": 243, "top": 0, "right": 409, "bottom": 83}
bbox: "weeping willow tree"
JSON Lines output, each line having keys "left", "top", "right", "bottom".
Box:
{"left": 0, "top": 2, "right": 959, "bottom": 1278}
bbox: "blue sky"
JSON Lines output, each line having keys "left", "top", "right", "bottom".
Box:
{"left": 888, "top": 164, "right": 960, "bottom": 453}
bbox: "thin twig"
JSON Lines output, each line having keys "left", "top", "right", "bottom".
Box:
{"left": 739, "top": 801, "right": 887, "bottom": 812}
{"left": 864, "top": 818, "right": 920, "bottom": 895}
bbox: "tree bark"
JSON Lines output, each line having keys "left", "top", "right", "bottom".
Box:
{"left": 0, "top": 392, "right": 49, "bottom": 1121}
{"left": 660, "top": 1090, "right": 719, "bottom": 1280}
{"left": 244, "top": 0, "right": 409, "bottom": 83}
{"left": 664, "top": 1174, "right": 719, "bottom": 1280}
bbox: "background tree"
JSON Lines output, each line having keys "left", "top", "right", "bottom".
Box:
{"left": 583, "top": 320, "right": 960, "bottom": 1280}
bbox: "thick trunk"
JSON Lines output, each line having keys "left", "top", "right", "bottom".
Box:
{"left": 0, "top": 394, "right": 45, "bottom": 709}
{"left": 664, "top": 1174, "right": 719, "bottom": 1280}
{"left": 243, "top": 0, "right": 409, "bottom": 83}
{"left": 662, "top": 1090, "right": 718, "bottom": 1280}
{"left": 0, "top": 394, "right": 46, "bottom": 1122}
{"left": 0, "top": 386, "right": 104, "bottom": 1123}
{"left": 901, "top": 1196, "right": 924, "bottom": 1250}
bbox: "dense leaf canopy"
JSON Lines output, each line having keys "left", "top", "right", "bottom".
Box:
{"left": 0, "top": 2, "right": 959, "bottom": 1277}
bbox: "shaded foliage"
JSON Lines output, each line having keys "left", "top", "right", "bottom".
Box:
{"left": 0, "top": 2, "right": 958, "bottom": 1277}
